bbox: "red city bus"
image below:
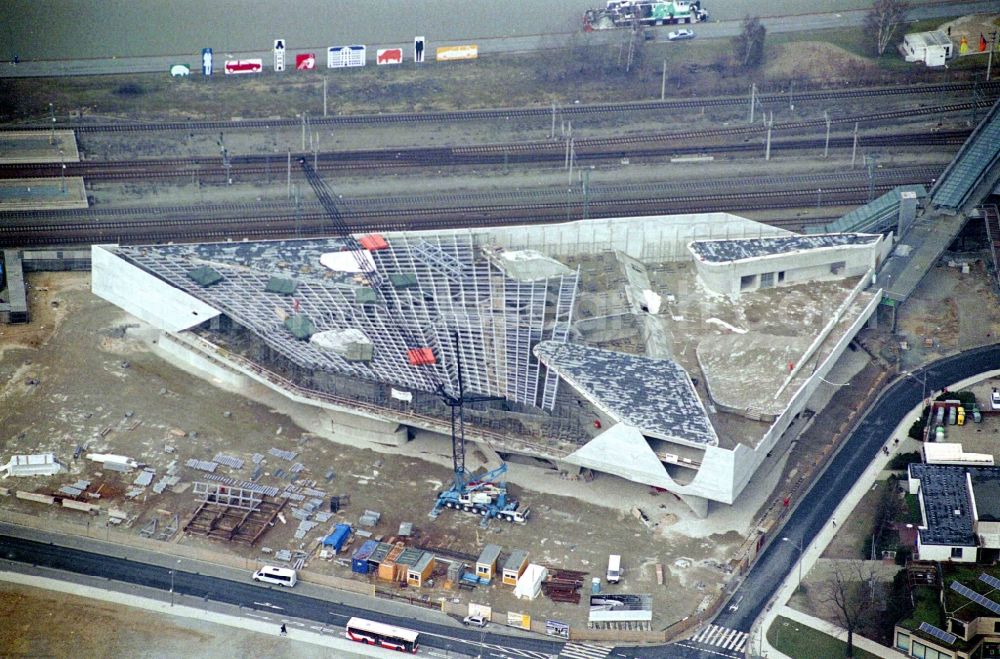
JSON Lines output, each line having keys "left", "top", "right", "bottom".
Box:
{"left": 345, "top": 617, "right": 419, "bottom": 653}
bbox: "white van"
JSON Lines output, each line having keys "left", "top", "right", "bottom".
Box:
{"left": 606, "top": 554, "right": 622, "bottom": 584}
{"left": 253, "top": 565, "right": 297, "bottom": 587}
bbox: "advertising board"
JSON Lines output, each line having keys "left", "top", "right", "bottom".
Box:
{"left": 376, "top": 48, "right": 403, "bottom": 65}
{"left": 296, "top": 53, "right": 316, "bottom": 70}
{"left": 435, "top": 44, "right": 478, "bottom": 61}
{"left": 328, "top": 45, "right": 366, "bottom": 68}
{"left": 224, "top": 59, "right": 263, "bottom": 75}
{"left": 201, "top": 48, "right": 213, "bottom": 75}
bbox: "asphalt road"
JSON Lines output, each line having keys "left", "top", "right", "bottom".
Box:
{"left": 1, "top": 1, "right": 996, "bottom": 79}
{"left": 0, "top": 533, "right": 564, "bottom": 659}
{"left": 617, "top": 344, "right": 1000, "bottom": 659}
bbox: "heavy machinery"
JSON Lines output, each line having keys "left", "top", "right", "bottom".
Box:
{"left": 297, "top": 160, "right": 527, "bottom": 527}
{"left": 428, "top": 334, "right": 529, "bottom": 526}
{"left": 583, "top": 0, "right": 708, "bottom": 31}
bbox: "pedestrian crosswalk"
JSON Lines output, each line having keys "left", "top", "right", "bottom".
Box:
{"left": 690, "top": 624, "right": 749, "bottom": 654}
{"left": 560, "top": 641, "right": 611, "bottom": 659}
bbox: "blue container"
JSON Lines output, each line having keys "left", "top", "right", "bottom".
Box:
{"left": 351, "top": 539, "right": 378, "bottom": 574}
{"left": 323, "top": 523, "right": 352, "bottom": 553}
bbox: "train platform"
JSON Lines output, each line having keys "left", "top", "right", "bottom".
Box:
{"left": 0, "top": 130, "right": 79, "bottom": 164}
{"left": 0, "top": 177, "right": 88, "bottom": 211}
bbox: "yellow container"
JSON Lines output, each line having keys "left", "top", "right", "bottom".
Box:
{"left": 957, "top": 406, "right": 966, "bottom": 426}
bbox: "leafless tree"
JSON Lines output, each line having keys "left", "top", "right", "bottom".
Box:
{"left": 820, "top": 560, "right": 881, "bottom": 657}
{"left": 865, "top": 0, "right": 911, "bottom": 57}
{"left": 732, "top": 15, "right": 767, "bottom": 70}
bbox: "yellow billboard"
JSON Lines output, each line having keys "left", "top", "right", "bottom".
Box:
{"left": 436, "top": 45, "right": 478, "bottom": 61}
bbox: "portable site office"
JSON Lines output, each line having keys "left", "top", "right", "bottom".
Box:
{"left": 502, "top": 549, "right": 529, "bottom": 586}
{"left": 476, "top": 544, "right": 502, "bottom": 581}
{"left": 406, "top": 552, "right": 436, "bottom": 587}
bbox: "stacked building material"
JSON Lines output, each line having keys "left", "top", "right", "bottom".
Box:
{"left": 542, "top": 568, "right": 587, "bottom": 604}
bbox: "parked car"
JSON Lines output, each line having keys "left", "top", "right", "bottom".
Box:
{"left": 667, "top": 29, "right": 695, "bottom": 41}
{"left": 462, "top": 615, "right": 488, "bottom": 628}
{"left": 992, "top": 388, "right": 1000, "bottom": 411}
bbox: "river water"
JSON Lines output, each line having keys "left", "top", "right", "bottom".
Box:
{"left": 1, "top": 0, "right": 936, "bottom": 61}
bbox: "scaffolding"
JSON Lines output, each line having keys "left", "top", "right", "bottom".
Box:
{"left": 119, "top": 233, "right": 578, "bottom": 410}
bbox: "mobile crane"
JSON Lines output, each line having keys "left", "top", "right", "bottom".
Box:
{"left": 297, "top": 160, "right": 527, "bottom": 527}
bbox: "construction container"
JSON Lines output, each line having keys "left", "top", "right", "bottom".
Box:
{"left": 502, "top": 549, "right": 529, "bottom": 586}
{"left": 476, "top": 544, "right": 502, "bottom": 582}
{"left": 322, "top": 523, "right": 352, "bottom": 553}
{"left": 406, "top": 552, "right": 436, "bottom": 587}
{"left": 935, "top": 406, "right": 946, "bottom": 426}
{"left": 445, "top": 561, "right": 462, "bottom": 589}
{"left": 948, "top": 406, "right": 957, "bottom": 425}
{"left": 935, "top": 426, "right": 946, "bottom": 442}
{"left": 514, "top": 564, "right": 548, "bottom": 600}
{"left": 367, "top": 542, "right": 393, "bottom": 573}
{"left": 377, "top": 543, "right": 406, "bottom": 581}
{"left": 351, "top": 540, "right": 378, "bottom": 574}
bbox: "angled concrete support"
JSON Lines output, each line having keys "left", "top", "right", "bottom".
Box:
{"left": 679, "top": 493, "right": 709, "bottom": 518}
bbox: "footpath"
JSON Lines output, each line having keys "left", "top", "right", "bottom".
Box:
{"left": 752, "top": 367, "right": 1000, "bottom": 659}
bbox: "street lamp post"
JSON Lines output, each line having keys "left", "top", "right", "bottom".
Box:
{"left": 782, "top": 536, "right": 803, "bottom": 592}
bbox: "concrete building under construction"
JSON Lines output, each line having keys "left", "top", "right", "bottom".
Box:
{"left": 92, "top": 211, "right": 890, "bottom": 516}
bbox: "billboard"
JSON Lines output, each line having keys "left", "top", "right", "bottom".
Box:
{"left": 224, "top": 59, "right": 263, "bottom": 75}
{"left": 296, "top": 53, "right": 316, "bottom": 70}
{"left": 506, "top": 612, "right": 531, "bottom": 630}
{"left": 545, "top": 620, "right": 569, "bottom": 639}
{"left": 328, "top": 45, "right": 366, "bottom": 68}
{"left": 376, "top": 48, "right": 403, "bottom": 65}
{"left": 436, "top": 44, "right": 478, "bottom": 61}
{"left": 273, "top": 39, "right": 285, "bottom": 72}
{"left": 201, "top": 48, "right": 213, "bottom": 76}
{"left": 414, "top": 36, "right": 425, "bottom": 63}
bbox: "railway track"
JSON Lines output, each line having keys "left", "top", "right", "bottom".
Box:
{"left": 1, "top": 129, "right": 969, "bottom": 182}
{"left": 0, "top": 182, "right": 927, "bottom": 247}
{"left": 4, "top": 81, "right": 998, "bottom": 134}
{"left": 2, "top": 165, "right": 940, "bottom": 227}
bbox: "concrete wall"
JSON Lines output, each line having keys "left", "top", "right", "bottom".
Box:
{"left": 401, "top": 213, "right": 791, "bottom": 263}
{"left": 91, "top": 245, "right": 221, "bottom": 332}
{"left": 691, "top": 237, "right": 884, "bottom": 299}
{"left": 917, "top": 538, "right": 977, "bottom": 563}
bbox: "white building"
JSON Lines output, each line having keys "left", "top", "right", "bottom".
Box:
{"left": 688, "top": 233, "right": 888, "bottom": 299}
{"left": 908, "top": 463, "right": 1000, "bottom": 563}
{"left": 0, "top": 453, "right": 63, "bottom": 477}
{"left": 900, "top": 30, "right": 953, "bottom": 66}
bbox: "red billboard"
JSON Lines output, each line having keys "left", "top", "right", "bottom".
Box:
{"left": 224, "top": 59, "right": 263, "bottom": 74}
{"left": 296, "top": 53, "right": 316, "bottom": 70}
{"left": 376, "top": 48, "right": 403, "bottom": 65}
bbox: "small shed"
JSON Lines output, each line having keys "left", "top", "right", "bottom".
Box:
{"left": 187, "top": 266, "right": 224, "bottom": 287}
{"left": 514, "top": 563, "right": 548, "bottom": 600}
{"left": 501, "top": 549, "right": 529, "bottom": 586}
{"left": 351, "top": 539, "right": 378, "bottom": 574}
{"left": 284, "top": 314, "right": 315, "bottom": 340}
{"left": 367, "top": 542, "right": 393, "bottom": 573}
{"left": 900, "top": 30, "right": 952, "bottom": 66}
{"left": 265, "top": 276, "right": 298, "bottom": 295}
{"left": 377, "top": 543, "right": 406, "bottom": 582}
{"left": 406, "top": 552, "right": 436, "bottom": 587}
{"left": 322, "top": 523, "right": 352, "bottom": 553}
{"left": 475, "top": 544, "right": 502, "bottom": 582}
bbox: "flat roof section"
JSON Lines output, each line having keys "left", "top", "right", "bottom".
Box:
{"left": 909, "top": 463, "right": 976, "bottom": 546}
{"left": 971, "top": 470, "right": 1000, "bottom": 522}
{"left": 689, "top": 233, "right": 879, "bottom": 264}
{"left": 534, "top": 341, "right": 717, "bottom": 446}
{"left": 0, "top": 130, "right": 79, "bottom": 164}
{"left": 0, "top": 177, "right": 88, "bottom": 211}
